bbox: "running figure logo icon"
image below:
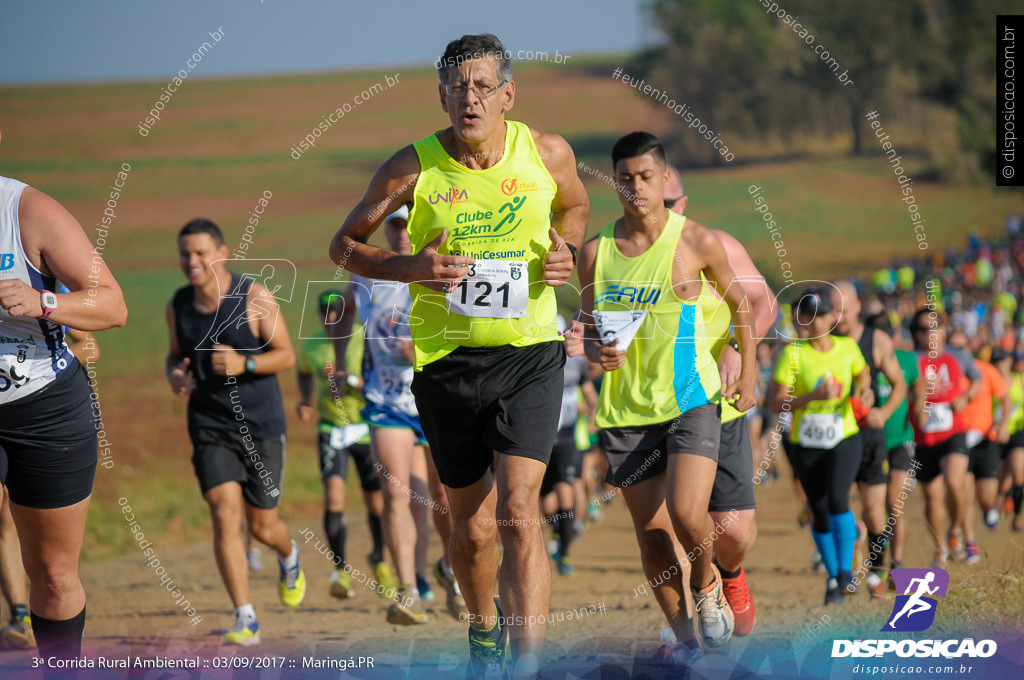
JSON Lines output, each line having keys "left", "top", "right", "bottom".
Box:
{"left": 881, "top": 568, "right": 949, "bottom": 632}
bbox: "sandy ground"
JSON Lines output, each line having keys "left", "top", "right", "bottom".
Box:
{"left": 1, "top": 458, "right": 1022, "bottom": 679}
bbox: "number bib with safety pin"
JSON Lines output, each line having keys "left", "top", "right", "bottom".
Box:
{"left": 447, "top": 261, "right": 529, "bottom": 319}
{"left": 921, "top": 403, "right": 954, "bottom": 434}
{"left": 798, "top": 412, "right": 844, "bottom": 449}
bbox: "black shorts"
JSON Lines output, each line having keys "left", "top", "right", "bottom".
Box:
{"left": 709, "top": 416, "right": 756, "bottom": 512}
{"left": 888, "top": 440, "right": 914, "bottom": 473}
{"left": 856, "top": 427, "right": 889, "bottom": 486}
{"left": 541, "top": 427, "right": 581, "bottom": 496}
{"left": 317, "top": 431, "right": 380, "bottom": 492}
{"left": 190, "top": 427, "right": 286, "bottom": 510}
{"left": 915, "top": 433, "right": 968, "bottom": 484}
{"left": 1004, "top": 429, "right": 1024, "bottom": 459}
{"left": 601, "top": 404, "right": 721, "bottom": 489}
{"left": 412, "top": 341, "right": 565, "bottom": 489}
{"left": 782, "top": 432, "right": 797, "bottom": 472}
{"left": 969, "top": 439, "right": 1001, "bottom": 480}
{"left": 0, "top": 361, "right": 97, "bottom": 510}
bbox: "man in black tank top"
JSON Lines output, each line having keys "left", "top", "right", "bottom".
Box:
{"left": 832, "top": 281, "right": 907, "bottom": 598}
{"left": 165, "top": 219, "right": 304, "bottom": 646}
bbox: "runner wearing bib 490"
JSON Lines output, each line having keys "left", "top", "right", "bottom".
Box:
{"left": 330, "top": 34, "right": 589, "bottom": 676}
{"left": 770, "top": 287, "right": 872, "bottom": 607}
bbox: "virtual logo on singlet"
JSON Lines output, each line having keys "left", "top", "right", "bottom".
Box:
{"left": 0, "top": 253, "right": 14, "bottom": 271}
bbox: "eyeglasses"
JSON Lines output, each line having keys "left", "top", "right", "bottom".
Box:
{"left": 664, "top": 196, "right": 683, "bottom": 209}
{"left": 443, "top": 81, "right": 507, "bottom": 99}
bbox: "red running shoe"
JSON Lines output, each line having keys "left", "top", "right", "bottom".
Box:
{"left": 720, "top": 566, "right": 756, "bottom": 636}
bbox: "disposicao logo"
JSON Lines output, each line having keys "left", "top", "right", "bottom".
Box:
{"left": 831, "top": 569, "right": 997, "bottom": 659}
{"left": 883, "top": 568, "right": 948, "bottom": 632}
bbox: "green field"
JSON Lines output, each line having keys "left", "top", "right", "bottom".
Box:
{"left": 1, "top": 60, "right": 1020, "bottom": 559}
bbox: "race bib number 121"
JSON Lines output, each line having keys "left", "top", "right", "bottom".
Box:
{"left": 447, "top": 261, "right": 528, "bottom": 319}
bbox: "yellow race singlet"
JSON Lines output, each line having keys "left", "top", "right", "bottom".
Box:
{"left": 773, "top": 335, "right": 867, "bottom": 447}
{"left": 593, "top": 212, "right": 721, "bottom": 429}
{"left": 406, "top": 121, "right": 561, "bottom": 369}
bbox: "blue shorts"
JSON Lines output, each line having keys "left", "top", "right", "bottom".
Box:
{"left": 362, "top": 403, "right": 427, "bottom": 445}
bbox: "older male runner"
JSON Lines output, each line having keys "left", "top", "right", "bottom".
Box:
{"left": 330, "top": 33, "right": 587, "bottom": 677}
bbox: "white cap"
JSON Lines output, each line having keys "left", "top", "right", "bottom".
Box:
{"left": 385, "top": 204, "right": 409, "bottom": 223}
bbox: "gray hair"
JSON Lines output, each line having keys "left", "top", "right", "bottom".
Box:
{"left": 436, "top": 33, "right": 513, "bottom": 86}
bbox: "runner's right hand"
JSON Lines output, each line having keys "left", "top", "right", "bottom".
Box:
{"left": 297, "top": 403, "right": 314, "bottom": 423}
{"left": 402, "top": 229, "right": 474, "bottom": 292}
{"left": 811, "top": 375, "right": 842, "bottom": 401}
{"left": 563, "top": 320, "right": 585, "bottom": 357}
{"left": 169, "top": 357, "right": 195, "bottom": 397}
{"left": 595, "top": 337, "right": 626, "bottom": 371}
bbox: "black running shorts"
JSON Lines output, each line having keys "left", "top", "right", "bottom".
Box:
{"left": 709, "top": 416, "right": 757, "bottom": 512}
{"left": 317, "top": 432, "right": 381, "bottom": 492}
{"left": 856, "top": 427, "right": 889, "bottom": 486}
{"left": 915, "top": 433, "right": 967, "bottom": 484}
{"left": 1004, "top": 429, "right": 1024, "bottom": 459}
{"left": 412, "top": 341, "right": 565, "bottom": 489}
{"left": 888, "top": 440, "right": 914, "bottom": 473}
{"left": 601, "top": 403, "right": 721, "bottom": 489}
{"left": 540, "top": 426, "right": 581, "bottom": 497}
{"left": 0, "top": 361, "right": 97, "bottom": 509}
{"left": 190, "top": 427, "right": 286, "bottom": 509}
{"left": 969, "top": 439, "right": 1000, "bottom": 480}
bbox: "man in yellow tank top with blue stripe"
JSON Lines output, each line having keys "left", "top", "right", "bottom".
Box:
{"left": 577, "top": 133, "right": 757, "bottom": 659}
{"left": 331, "top": 34, "right": 588, "bottom": 678}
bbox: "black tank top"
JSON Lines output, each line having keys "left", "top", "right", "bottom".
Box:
{"left": 857, "top": 325, "right": 880, "bottom": 414}
{"left": 173, "top": 273, "right": 286, "bottom": 438}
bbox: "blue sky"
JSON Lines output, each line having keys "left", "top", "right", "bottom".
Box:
{"left": 0, "top": 1, "right": 649, "bottom": 84}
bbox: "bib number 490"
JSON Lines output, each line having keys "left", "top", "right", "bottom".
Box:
{"left": 798, "top": 412, "right": 843, "bottom": 449}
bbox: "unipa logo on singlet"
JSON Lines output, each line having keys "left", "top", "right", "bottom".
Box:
{"left": 501, "top": 177, "right": 538, "bottom": 195}
{"left": 596, "top": 283, "right": 662, "bottom": 305}
{"left": 428, "top": 186, "right": 469, "bottom": 209}
{"left": 0, "top": 254, "right": 14, "bottom": 271}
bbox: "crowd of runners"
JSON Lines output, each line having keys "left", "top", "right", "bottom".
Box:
{"left": 0, "top": 31, "right": 1019, "bottom": 680}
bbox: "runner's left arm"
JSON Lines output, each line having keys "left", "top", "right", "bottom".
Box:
{"left": 0, "top": 187, "right": 127, "bottom": 331}
{"left": 535, "top": 131, "right": 589, "bottom": 286}
{"left": 868, "top": 330, "right": 906, "bottom": 426}
{"left": 711, "top": 229, "right": 777, "bottom": 387}
{"left": 697, "top": 225, "right": 757, "bottom": 412}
